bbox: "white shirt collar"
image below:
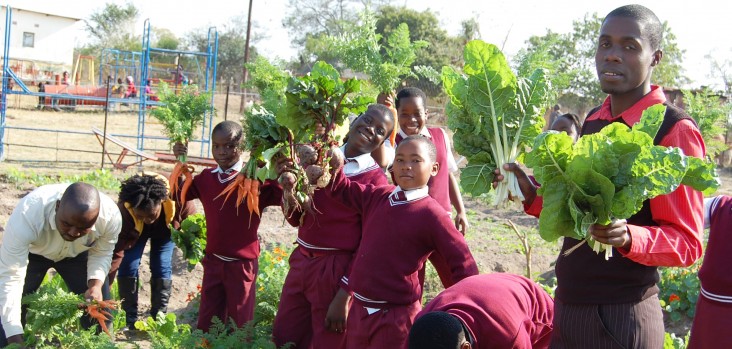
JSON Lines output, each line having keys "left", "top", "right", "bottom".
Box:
{"left": 389, "top": 185, "right": 429, "bottom": 206}
{"left": 398, "top": 127, "right": 431, "bottom": 139}
{"left": 340, "top": 144, "right": 378, "bottom": 175}
{"left": 212, "top": 158, "right": 244, "bottom": 173}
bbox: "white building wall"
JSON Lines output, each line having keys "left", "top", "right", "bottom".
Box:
{"left": 1, "top": 6, "right": 80, "bottom": 67}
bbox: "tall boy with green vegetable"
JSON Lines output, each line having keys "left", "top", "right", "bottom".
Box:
{"left": 496, "top": 5, "right": 706, "bottom": 348}
{"left": 173, "top": 121, "right": 284, "bottom": 331}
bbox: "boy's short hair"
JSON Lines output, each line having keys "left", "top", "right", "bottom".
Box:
{"left": 604, "top": 4, "right": 663, "bottom": 51}
{"left": 367, "top": 103, "right": 395, "bottom": 123}
{"left": 399, "top": 135, "right": 437, "bottom": 162}
{"left": 396, "top": 87, "right": 428, "bottom": 109}
{"left": 408, "top": 311, "right": 465, "bottom": 349}
{"left": 212, "top": 120, "right": 243, "bottom": 142}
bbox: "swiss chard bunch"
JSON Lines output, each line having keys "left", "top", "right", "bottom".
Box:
{"left": 525, "top": 104, "right": 720, "bottom": 259}
{"left": 442, "top": 40, "right": 549, "bottom": 206}
{"left": 170, "top": 213, "right": 207, "bottom": 271}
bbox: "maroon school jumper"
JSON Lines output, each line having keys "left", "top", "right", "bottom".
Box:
{"left": 328, "top": 169, "right": 479, "bottom": 349}
{"left": 186, "top": 167, "right": 283, "bottom": 330}
{"left": 689, "top": 195, "right": 732, "bottom": 349}
{"left": 394, "top": 127, "right": 459, "bottom": 290}
{"left": 417, "top": 273, "right": 554, "bottom": 349}
{"left": 273, "top": 154, "right": 388, "bottom": 349}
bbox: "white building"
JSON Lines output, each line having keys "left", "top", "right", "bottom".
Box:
{"left": 1, "top": 5, "right": 81, "bottom": 81}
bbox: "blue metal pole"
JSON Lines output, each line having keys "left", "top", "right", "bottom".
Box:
{"left": 1, "top": 7, "right": 12, "bottom": 161}
{"left": 137, "top": 19, "right": 151, "bottom": 152}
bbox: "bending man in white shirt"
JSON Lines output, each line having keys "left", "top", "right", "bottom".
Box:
{"left": 0, "top": 182, "right": 122, "bottom": 347}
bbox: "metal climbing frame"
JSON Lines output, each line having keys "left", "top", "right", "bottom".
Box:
{"left": 0, "top": 6, "right": 219, "bottom": 161}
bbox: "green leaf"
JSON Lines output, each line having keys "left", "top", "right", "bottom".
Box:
{"left": 681, "top": 156, "right": 721, "bottom": 195}
{"left": 460, "top": 163, "right": 495, "bottom": 197}
{"left": 634, "top": 104, "right": 666, "bottom": 139}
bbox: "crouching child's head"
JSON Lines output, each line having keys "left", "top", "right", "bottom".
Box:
{"left": 345, "top": 104, "right": 395, "bottom": 157}
{"left": 393, "top": 135, "right": 439, "bottom": 190}
{"left": 409, "top": 311, "right": 472, "bottom": 349}
{"left": 211, "top": 121, "right": 243, "bottom": 170}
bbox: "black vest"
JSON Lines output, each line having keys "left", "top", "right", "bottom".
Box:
{"left": 554, "top": 103, "right": 693, "bottom": 304}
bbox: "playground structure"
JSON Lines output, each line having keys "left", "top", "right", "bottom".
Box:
{"left": 0, "top": 6, "right": 219, "bottom": 162}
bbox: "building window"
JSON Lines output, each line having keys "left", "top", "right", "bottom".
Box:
{"left": 23, "top": 32, "right": 34, "bottom": 48}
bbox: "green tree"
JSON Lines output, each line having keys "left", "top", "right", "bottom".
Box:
{"left": 683, "top": 88, "right": 731, "bottom": 158}
{"left": 186, "top": 15, "right": 262, "bottom": 85}
{"left": 514, "top": 13, "right": 688, "bottom": 116}
{"left": 706, "top": 52, "right": 732, "bottom": 95}
{"left": 82, "top": 2, "right": 140, "bottom": 54}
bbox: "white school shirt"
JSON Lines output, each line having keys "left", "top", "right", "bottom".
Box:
{"left": 341, "top": 143, "right": 380, "bottom": 176}
{"left": 0, "top": 184, "right": 122, "bottom": 338}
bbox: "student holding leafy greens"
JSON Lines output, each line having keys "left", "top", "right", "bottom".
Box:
{"left": 495, "top": 5, "right": 705, "bottom": 348}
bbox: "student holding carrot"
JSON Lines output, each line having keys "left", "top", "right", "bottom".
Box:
{"left": 272, "top": 104, "right": 395, "bottom": 348}
{"left": 309, "top": 135, "right": 478, "bottom": 348}
{"left": 687, "top": 195, "right": 732, "bottom": 349}
{"left": 108, "top": 173, "right": 196, "bottom": 331}
{"left": 173, "top": 121, "right": 284, "bottom": 331}
{"left": 495, "top": 5, "right": 705, "bottom": 348}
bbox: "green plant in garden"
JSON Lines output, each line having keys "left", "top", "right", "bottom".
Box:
{"left": 658, "top": 262, "right": 701, "bottom": 321}
{"left": 442, "top": 40, "right": 549, "bottom": 206}
{"left": 664, "top": 331, "right": 690, "bottom": 349}
{"left": 2, "top": 168, "right": 121, "bottom": 191}
{"left": 170, "top": 213, "right": 207, "bottom": 271}
{"left": 682, "top": 88, "right": 732, "bottom": 158}
{"left": 135, "top": 313, "right": 192, "bottom": 349}
{"left": 255, "top": 246, "right": 292, "bottom": 326}
{"left": 21, "top": 274, "right": 123, "bottom": 348}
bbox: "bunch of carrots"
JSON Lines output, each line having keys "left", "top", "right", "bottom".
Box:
{"left": 215, "top": 159, "right": 261, "bottom": 218}
{"left": 170, "top": 161, "right": 195, "bottom": 204}
{"left": 79, "top": 299, "right": 119, "bottom": 338}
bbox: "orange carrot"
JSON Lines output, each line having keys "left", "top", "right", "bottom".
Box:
{"left": 84, "top": 300, "right": 118, "bottom": 338}
{"left": 180, "top": 166, "right": 194, "bottom": 204}
{"left": 250, "top": 179, "right": 261, "bottom": 216}
{"left": 240, "top": 177, "right": 252, "bottom": 210}
{"left": 169, "top": 162, "right": 183, "bottom": 199}
{"left": 215, "top": 174, "right": 241, "bottom": 209}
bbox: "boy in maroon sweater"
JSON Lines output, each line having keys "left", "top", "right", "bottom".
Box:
{"left": 409, "top": 273, "right": 554, "bottom": 349}
{"left": 317, "top": 135, "right": 479, "bottom": 349}
{"left": 273, "top": 104, "right": 395, "bottom": 348}
{"left": 174, "top": 121, "right": 283, "bottom": 331}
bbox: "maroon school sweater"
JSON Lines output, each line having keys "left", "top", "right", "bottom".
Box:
{"left": 287, "top": 165, "right": 388, "bottom": 252}
{"left": 419, "top": 273, "right": 554, "bottom": 349}
{"left": 699, "top": 195, "right": 732, "bottom": 301}
{"left": 394, "top": 127, "right": 451, "bottom": 213}
{"left": 329, "top": 169, "right": 478, "bottom": 307}
{"left": 187, "top": 168, "right": 283, "bottom": 260}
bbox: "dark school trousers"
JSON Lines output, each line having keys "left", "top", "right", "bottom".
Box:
{"left": 0, "top": 252, "right": 111, "bottom": 346}
{"left": 688, "top": 295, "right": 732, "bottom": 349}
{"left": 196, "top": 254, "right": 258, "bottom": 331}
{"left": 272, "top": 247, "right": 351, "bottom": 349}
{"left": 550, "top": 295, "right": 664, "bottom": 349}
{"left": 346, "top": 300, "right": 421, "bottom": 349}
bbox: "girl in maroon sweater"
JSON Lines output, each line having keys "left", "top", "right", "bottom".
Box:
{"left": 174, "top": 121, "right": 283, "bottom": 331}
{"left": 688, "top": 195, "right": 732, "bottom": 349}
{"left": 273, "top": 104, "right": 395, "bottom": 348}
{"left": 319, "top": 136, "right": 479, "bottom": 349}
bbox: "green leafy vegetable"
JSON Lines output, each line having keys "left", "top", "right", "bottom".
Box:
{"left": 525, "top": 104, "right": 720, "bottom": 259}
{"left": 442, "top": 40, "right": 549, "bottom": 205}
{"left": 326, "top": 10, "right": 428, "bottom": 94}
{"left": 170, "top": 213, "right": 207, "bottom": 271}
{"left": 149, "top": 83, "right": 212, "bottom": 162}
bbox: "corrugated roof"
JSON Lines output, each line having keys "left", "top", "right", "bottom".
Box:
{"left": 1, "top": 5, "right": 83, "bottom": 22}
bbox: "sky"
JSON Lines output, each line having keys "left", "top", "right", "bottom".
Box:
{"left": 7, "top": 0, "right": 731, "bottom": 90}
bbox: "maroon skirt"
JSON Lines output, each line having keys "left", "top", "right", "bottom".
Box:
{"left": 688, "top": 295, "right": 732, "bottom": 349}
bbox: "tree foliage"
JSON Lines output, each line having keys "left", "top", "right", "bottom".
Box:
{"left": 514, "top": 13, "right": 687, "bottom": 116}
{"left": 185, "top": 15, "right": 262, "bottom": 85}
{"left": 682, "top": 88, "right": 732, "bottom": 158}
{"left": 82, "top": 2, "right": 140, "bottom": 54}
{"left": 706, "top": 51, "right": 732, "bottom": 95}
